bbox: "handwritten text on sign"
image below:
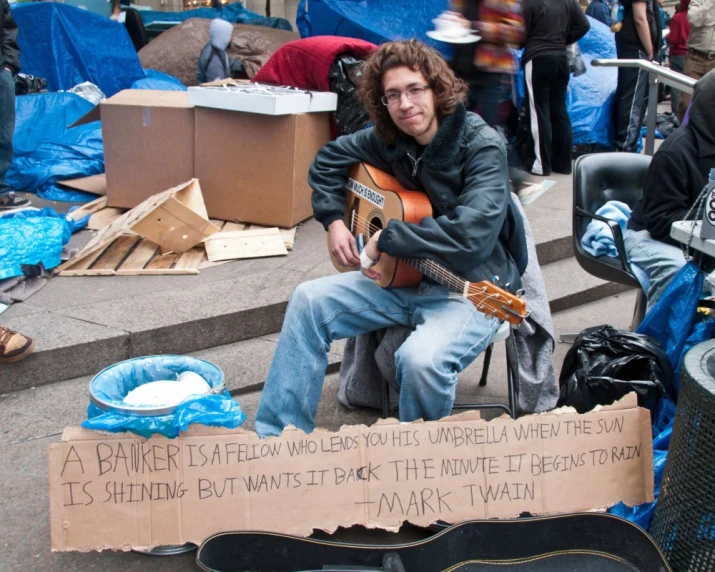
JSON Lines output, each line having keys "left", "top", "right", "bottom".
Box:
{"left": 49, "top": 395, "right": 653, "bottom": 551}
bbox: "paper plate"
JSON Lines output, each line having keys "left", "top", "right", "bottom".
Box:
{"left": 426, "top": 30, "right": 481, "bottom": 44}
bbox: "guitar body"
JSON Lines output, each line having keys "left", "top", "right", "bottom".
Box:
{"left": 329, "top": 163, "right": 433, "bottom": 288}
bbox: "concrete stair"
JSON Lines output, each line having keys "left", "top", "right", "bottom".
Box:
{"left": 0, "top": 173, "right": 636, "bottom": 394}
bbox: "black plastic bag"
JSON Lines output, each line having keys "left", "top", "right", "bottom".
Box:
{"left": 558, "top": 325, "right": 674, "bottom": 414}
{"left": 14, "top": 73, "right": 48, "bottom": 96}
{"left": 328, "top": 54, "right": 371, "bottom": 136}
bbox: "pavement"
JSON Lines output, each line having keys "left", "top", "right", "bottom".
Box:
{"left": 0, "top": 167, "right": 643, "bottom": 570}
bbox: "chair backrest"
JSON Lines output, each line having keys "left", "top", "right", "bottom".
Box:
{"left": 572, "top": 152, "right": 652, "bottom": 287}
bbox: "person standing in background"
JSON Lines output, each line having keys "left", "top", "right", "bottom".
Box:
{"left": 0, "top": 0, "right": 29, "bottom": 211}
{"left": 613, "top": 0, "right": 662, "bottom": 152}
{"left": 678, "top": 0, "right": 715, "bottom": 119}
{"left": 447, "top": 0, "right": 524, "bottom": 129}
{"left": 520, "top": 0, "right": 590, "bottom": 176}
{"left": 666, "top": 0, "right": 691, "bottom": 117}
{"left": 586, "top": 0, "right": 613, "bottom": 28}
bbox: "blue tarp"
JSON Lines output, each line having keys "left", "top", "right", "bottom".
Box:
{"left": 8, "top": 93, "right": 103, "bottom": 203}
{"left": 297, "top": 0, "right": 451, "bottom": 54}
{"left": 12, "top": 2, "right": 145, "bottom": 97}
{"left": 0, "top": 207, "right": 87, "bottom": 280}
{"left": 139, "top": 3, "right": 292, "bottom": 31}
{"left": 131, "top": 69, "right": 188, "bottom": 91}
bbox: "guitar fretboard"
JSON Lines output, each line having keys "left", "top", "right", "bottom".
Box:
{"left": 403, "top": 257, "right": 468, "bottom": 295}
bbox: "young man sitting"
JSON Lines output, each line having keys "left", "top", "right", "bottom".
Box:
{"left": 255, "top": 40, "right": 527, "bottom": 438}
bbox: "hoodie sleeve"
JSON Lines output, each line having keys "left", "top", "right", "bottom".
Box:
{"left": 2, "top": 0, "right": 20, "bottom": 74}
{"left": 309, "top": 128, "right": 392, "bottom": 230}
{"left": 567, "top": 0, "right": 591, "bottom": 45}
{"left": 377, "top": 133, "right": 511, "bottom": 274}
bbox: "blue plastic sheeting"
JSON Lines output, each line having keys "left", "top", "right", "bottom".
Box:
{"left": 139, "top": 3, "right": 292, "bottom": 31}
{"left": 515, "top": 16, "right": 616, "bottom": 148}
{"left": 12, "top": 3, "right": 144, "bottom": 98}
{"left": 7, "top": 93, "right": 103, "bottom": 203}
{"left": 83, "top": 355, "right": 246, "bottom": 439}
{"left": 297, "top": 0, "right": 452, "bottom": 55}
{"left": 0, "top": 208, "right": 82, "bottom": 280}
{"left": 132, "top": 69, "right": 187, "bottom": 91}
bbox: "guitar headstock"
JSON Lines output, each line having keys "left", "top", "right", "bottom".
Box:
{"left": 467, "top": 281, "right": 529, "bottom": 326}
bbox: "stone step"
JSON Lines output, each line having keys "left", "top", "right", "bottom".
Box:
{"left": 0, "top": 251, "right": 634, "bottom": 393}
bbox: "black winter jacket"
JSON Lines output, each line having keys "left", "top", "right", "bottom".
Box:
{"left": 522, "top": 0, "right": 590, "bottom": 65}
{"left": 0, "top": 0, "right": 20, "bottom": 74}
{"left": 309, "top": 105, "right": 528, "bottom": 292}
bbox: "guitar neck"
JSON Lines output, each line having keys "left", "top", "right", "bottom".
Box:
{"left": 403, "top": 257, "right": 468, "bottom": 295}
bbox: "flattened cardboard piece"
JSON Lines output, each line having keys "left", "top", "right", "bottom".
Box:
{"left": 59, "top": 180, "right": 219, "bottom": 273}
{"left": 48, "top": 394, "right": 654, "bottom": 552}
{"left": 57, "top": 174, "right": 108, "bottom": 196}
{"left": 204, "top": 228, "right": 288, "bottom": 261}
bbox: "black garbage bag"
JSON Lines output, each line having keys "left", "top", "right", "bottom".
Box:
{"left": 558, "top": 325, "right": 674, "bottom": 414}
{"left": 328, "top": 54, "right": 371, "bottom": 136}
{"left": 14, "top": 73, "right": 48, "bottom": 96}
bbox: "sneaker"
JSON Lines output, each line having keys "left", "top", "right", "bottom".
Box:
{"left": 0, "top": 192, "right": 32, "bottom": 211}
{"left": 0, "top": 326, "right": 36, "bottom": 362}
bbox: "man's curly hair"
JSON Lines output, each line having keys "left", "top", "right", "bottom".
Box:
{"left": 357, "top": 39, "right": 468, "bottom": 144}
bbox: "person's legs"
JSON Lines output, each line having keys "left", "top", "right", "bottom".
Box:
{"left": 548, "top": 53, "right": 572, "bottom": 175}
{"left": 467, "top": 72, "right": 510, "bottom": 129}
{"left": 0, "top": 69, "right": 15, "bottom": 200}
{"left": 622, "top": 51, "right": 651, "bottom": 153}
{"left": 669, "top": 54, "right": 685, "bottom": 116}
{"left": 624, "top": 228, "right": 688, "bottom": 310}
{"left": 613, "top": 48, "right": 640, "bottom": 151}
{"left": 678, "top": 51, "right": 705, "bottom": 121}
{"left": 255, "top": 272, "right": 418, "bottom": 437}
{"left": 524, "top": 57, "right": 553, "bottom": 175}
{"left": 394, "top": 282, "right": 499, "bottom": 421}
{"left": 0, "top": 69, "right": 30, "bottom": 211}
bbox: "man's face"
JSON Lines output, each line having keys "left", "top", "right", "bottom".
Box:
{"left": 382, "top": 66, "right": 439, "bottom": 145}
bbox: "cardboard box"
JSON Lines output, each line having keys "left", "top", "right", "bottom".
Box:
{"left": 48, "top": 394, "right": 654, "bottom": 551}
{"left": 188, "top": 83, "right": 338, "bottom": 115}
{"left": 73, "top": 90, "right": 195, "bottom": 210}
{"left": 194, "top": 108, "right": 331, "bottom": 227}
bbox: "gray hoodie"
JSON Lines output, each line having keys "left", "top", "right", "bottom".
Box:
{"left": 196, "top": 19, "right": 243, "bottom": 84}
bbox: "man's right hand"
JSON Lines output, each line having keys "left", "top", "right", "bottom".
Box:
{"left": 328, "top": 219, "right": 360, "bottom": 267}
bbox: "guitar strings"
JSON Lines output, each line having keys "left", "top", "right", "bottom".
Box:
{"left": 350, "top": 215, "right": 513, "bottom": 313}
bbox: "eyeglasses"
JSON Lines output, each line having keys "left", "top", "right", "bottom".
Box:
{"left": 381, "top": 85, "right": 431, "bottom": 106}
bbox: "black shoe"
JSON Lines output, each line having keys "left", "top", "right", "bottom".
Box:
{"left": 0, "top": 192, "right": 32, "bottom": 211}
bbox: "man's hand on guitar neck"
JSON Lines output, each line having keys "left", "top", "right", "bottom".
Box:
{"left": 328, "top": 219, "right": 361, "bottom": 267}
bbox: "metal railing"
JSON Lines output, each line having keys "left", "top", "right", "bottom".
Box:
{"left": 591, "top": 58, "right": 697, "bottom": 156}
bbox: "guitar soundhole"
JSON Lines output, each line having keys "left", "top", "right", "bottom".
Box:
{"left": 367, "top": 210, "right": 385, "bottom": 238}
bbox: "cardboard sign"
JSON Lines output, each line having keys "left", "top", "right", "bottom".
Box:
{"left": 48, "top": 394, "right": 653, "bottom": 552}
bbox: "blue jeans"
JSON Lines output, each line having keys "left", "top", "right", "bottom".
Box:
{"left": 624, "top": 228, "right": 688, "bottom": 311}
{"left": 255, "top": 272, "right": 499, "bottom": 437}
{"left": 0, "top": 68, "right": 14, "bottom": 198}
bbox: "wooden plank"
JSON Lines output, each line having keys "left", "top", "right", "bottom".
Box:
{"left": 92, "top": 236, "right": 141, "bottom": 271}
{"left": 60, "top": 244, "right": 108, "bottom": 272}
{"left": 198, "top": 258, "right": 231, "bottom": 270}
{"left": 58, "top": 269, "right": 116, "bottom": 277}
{"left": 145, "top": 252, "right": 179, "bottom": 270}
{"left": 119, "top": 240, "right": 159, "bottom": 271}
{"left": 204, "top": 228, "right": 288, "bottom": 262}
{"left": 280, "top": 227, "right": 297, "bottom": 250}
{"left": 222, "top": 222, "right": 247, "bottom": 232}
{"left": 116, "top": 268, "right": 199, "bottom": 276}
{"left": 88, "top": 208, "right": 126, "bottom": 231}
{"left": 175, "top": 246, "right": 206, "bottom": 271}
{"left": 68, "top": 197, "right": 108, "bottom": 222}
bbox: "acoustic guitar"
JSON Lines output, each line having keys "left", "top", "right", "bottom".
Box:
{"left": 328, "top": 163, "right": 529, "bottom": 326}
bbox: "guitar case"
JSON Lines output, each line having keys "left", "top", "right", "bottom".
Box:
{"left": 196, "top": 513, "right": 671, "bottom": 572}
